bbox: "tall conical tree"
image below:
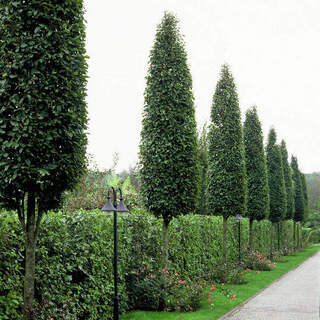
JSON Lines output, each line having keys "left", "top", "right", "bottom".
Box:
{"left": 139, "top": 12, "right": 198, "bottom": 268}
{"left": 266, "top": 129, "right": 287, "bottom": 252}
{"left": 243, "top": 106, "right": 269, "bottom": 250}
{"left": 280, "top": 140, "right": 294, "bottom": 249}
{"left": 291, "top": 156, "right": 304, "bottom": 249}
{"left": 301, "top": 172, "right": 309, "bottom": 220}
{"left": 208, "top": 64, "right": 247, "bottom": 263}
{"left": 280, "top": 140, "right": 294, "bottom": 220}
{"left": 196, "top": 123, "right": 209, "bottom": 215}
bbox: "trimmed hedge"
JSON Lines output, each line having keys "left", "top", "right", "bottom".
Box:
{"left": 0, "top": 210, "right": 295, "bottom": 319}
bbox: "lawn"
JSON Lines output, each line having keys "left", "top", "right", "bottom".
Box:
{"left": 120, "top": 244, "right": 320, "bottom": 320}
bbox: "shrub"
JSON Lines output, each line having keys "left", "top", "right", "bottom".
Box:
{"left": 208, "top": 260, "right": 247, "bottom": 285}
{"left": 243, "top": 249, "right": 274, "bottom": 271}
{"left": 129, "top": 268, "right": 204, "bottom": 312}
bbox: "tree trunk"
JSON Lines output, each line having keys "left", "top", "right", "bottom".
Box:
{"left": 270, "top": 223, "right": 274, "bottom": 258}
{"left": 293, "top": 221, "right": 296, "bottom": 250}
{"left": 277, "top": 222, "right": 280, "bottom": 251}
{"left": 297, "top": 222, "right": 301, "bottom": 249}
{"left": 249, "top": 218, "right": 253, "bottom": 251}
{"left": 24, "top": 192, "right": 36, "bottom": 320}
{"left": 162, "top": 219, "right": 169, "bottom": 269}
{"left": 223, "top": 216, "right": 228, "bottom": 264}
{"left": 296, "top": 222, "right": 299, "bottom": 249}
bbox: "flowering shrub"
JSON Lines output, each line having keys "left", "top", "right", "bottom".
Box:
{"left": 209, "top": 260, "right": 247, "bottom": 284}
{"left": 129, "top": 268, "right": 208, "bottom": 312}
{"left": 243, "top": 249, "right": 274, "bottom": 271}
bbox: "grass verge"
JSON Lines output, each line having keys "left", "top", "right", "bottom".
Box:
{"left": 120, "top": 244, "right": 320, "bottom": 320}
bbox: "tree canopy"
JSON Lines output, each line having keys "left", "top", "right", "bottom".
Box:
{"left": 0, "top": 0, "right": 88, "bottom": 212}
{"left": 280, "top": 140, "right": 295, "bottom": 220}
{"left": 139, "top": 12, "right": 198, "bottom": 224}
{"left": 243, "top": 106, "right": 269, "bottom": 222}
{"left": 208, "top": 64, "right": 247, "bottom": 220}
{"left": 291, "top": 156, "right": 304, "bottom": 222}
{"left": 266, "top": 129, "right": 287, "bottom": 223}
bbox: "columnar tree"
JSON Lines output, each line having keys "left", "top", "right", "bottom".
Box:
{"left": 280, "top": 140, "right": 294, "bottom": 248}
{"left": 301, "top": 172, "right": 309, "bottom": 220}
{"left": 243, "top": 106, "right": 269, "bottom": 250}
{"left": 299, "top": 171, "right": 308, "bottom": 247}
{"left": 266, "top": 129, "right": 287, "bottom": 252}
{"left": 291, "top": 156, "right": 304, "bottom": 249}
{"left": 196, "top": 124, "right": 209, "bottom": 215}
{"left": 0, "top": 1, "right": 88, "bottom": 318}
{"left": 208, "top": 65, "right": 247, "bottom": 263}
{"left": 139, "top": 12, "right": 198, "bottom": 267}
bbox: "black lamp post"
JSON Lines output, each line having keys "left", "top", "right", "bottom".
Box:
{"left": 101, "top": 187, "right": 130, "bottom": 320}
{"left": 235, "top": 214, "right": 242, "bottom": 267}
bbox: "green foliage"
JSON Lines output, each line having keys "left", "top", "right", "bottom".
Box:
{"left": 243, "top": 106, "right": 269, "bottom": 222}
{"left": 0, "top": 214, "right": 24, "bottom": 319}
{"left": 300, "top": 173, "right": 309, "bottom": 219}
{"left": 196, "top": 124, "right": 209, "bottom": 215}
{"left": 243, "top": 249, "right": 273, "bottom": 271}
{"left": 291, "top": 156, "right": 304, "bottom": 222}
{"left": 0, "top": 209, "right": 293, "bottom": 319}
{"left": 129, "top": 268, "right": 204, "bottom": 312}
{"left": 208, "top": 64, "right": 247, "bottom": 219}
{"left": 304, "top": 210, "right": 320, "bottom": 229}
{"left": 139, "top": 12, "right": 198, "bottom": 224}
{"left": 0, "top": 0, "right": 88, "bottom": 211}
{"left": 266, "top": 129, "right": 287, "bottom": 223}
{"left": 209, "top": 261, "right": 247, "bottom": 285}
{"left": 305, "top": 172, "right": 320, "bottom": 210}
{"left": 63, "top": 170, "right": 140, "bottom": 211}
{"left": 280, "top": 141, "right": 295, "bottom": 220}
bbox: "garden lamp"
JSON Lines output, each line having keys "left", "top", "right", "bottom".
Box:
{"left": 101, "top": 187, "right": 130, "bottom": 320}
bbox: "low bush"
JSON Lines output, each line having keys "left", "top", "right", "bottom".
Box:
{"left": 243, "top": 249, "right": 274, "bottom": 271}
{"left": 129, "top": 268, "right": 204, "bottom": 312}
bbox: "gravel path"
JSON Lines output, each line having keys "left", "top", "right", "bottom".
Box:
{"left": 220, "top": 250, "right": 320, "bottom": 320}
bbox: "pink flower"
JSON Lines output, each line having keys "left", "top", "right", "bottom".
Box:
{"left": 153, "top": 293, "right": 157, "bottom": 297}
{"left": 175, "top": 273, "right": 179, "bottom": 277}
{"left": 211, "top": 284, "right": 215, "bottom": 291}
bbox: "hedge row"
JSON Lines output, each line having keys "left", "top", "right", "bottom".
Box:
{"left": 0, "top": 210, "right": 295, "bottom": 319}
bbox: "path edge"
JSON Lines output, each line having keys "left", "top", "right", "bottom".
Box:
{"left": 218, "top": 245, "right": 320, "bottom": 320}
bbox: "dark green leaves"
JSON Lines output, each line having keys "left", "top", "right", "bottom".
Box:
{"left": 266, "top": 129, "right": 287, "bottom": 223}
{"left": 243, "top": 106, "right": 269, "bottom": 221}
{"left": 281, "top": 140, "right": 294, "bottom": 220}
{"left": 208, "top": 65, "right": 247, "bottom": 219}
{"left": 291, "top": 156, "right": 304, "bottom": 222}
{"left": 139, "top": 12, "right": 198, "bottom": 222}
{"left": 0, "top": 1, "right": 88, "bottom": 211}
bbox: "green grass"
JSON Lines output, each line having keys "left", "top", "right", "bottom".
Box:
{"left": 120, "top": 244, "right": 320, "bottom": 320}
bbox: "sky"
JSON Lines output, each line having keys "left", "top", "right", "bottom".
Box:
{"left": 83, "top": 0, "right": 320, "bottom": 174}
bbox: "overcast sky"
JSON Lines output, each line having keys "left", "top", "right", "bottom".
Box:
{"left": 83, "top": 0, "right": 320, "bottom": 174}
